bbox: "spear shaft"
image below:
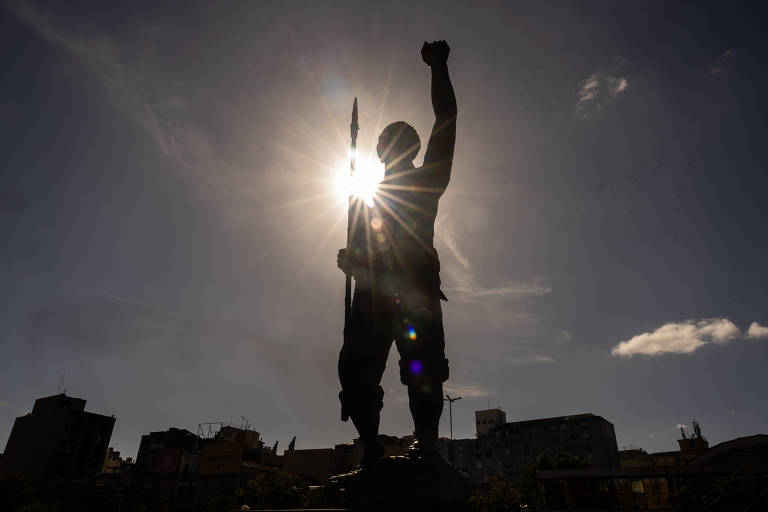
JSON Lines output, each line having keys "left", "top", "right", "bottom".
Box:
{"left": 344, "top": 98, "right": 359, "bottom": 343}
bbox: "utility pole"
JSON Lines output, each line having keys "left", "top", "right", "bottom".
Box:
{"left": 444, "top": 394, "right": 462, "bottom": 439}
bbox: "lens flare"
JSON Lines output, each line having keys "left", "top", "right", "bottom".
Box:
{"left": 408, "top": 326, "right": 417, "bottom": 341}
{"left": 409, "top": 359, "right": 423, "bottom": 375}
{"left": 334, "top": 156, "right": 384, "bottom": 207}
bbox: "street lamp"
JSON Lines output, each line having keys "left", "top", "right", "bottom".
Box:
{"left": 443, "top": 394, "right": 462, "bottom": 439}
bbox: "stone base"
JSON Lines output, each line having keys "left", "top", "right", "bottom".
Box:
{"left": 326, "top": 455, "right": 471, "bottom": 511}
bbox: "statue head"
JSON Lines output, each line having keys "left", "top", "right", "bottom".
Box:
{"left": 377, "top": 121, "right": 421, "bottom": 172}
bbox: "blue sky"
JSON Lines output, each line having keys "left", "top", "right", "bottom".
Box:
{"left": 1, "top": 0, "right": 767, "bottom": 458}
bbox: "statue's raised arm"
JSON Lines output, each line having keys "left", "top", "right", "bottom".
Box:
{"left": 421, "top": 40, "right": 457, "bottom": 194}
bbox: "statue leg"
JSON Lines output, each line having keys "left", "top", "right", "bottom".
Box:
{"left": 396, "top": 287, "right": 449, "bottom": 452}
{"left": 407, "top": 377, "right": 444, "bottom": 449}
{"left": 350, "top": 386, "right": 385, "bottom": 465}
{"left": 338, "top": 286, "right": 393, "bottom": 466}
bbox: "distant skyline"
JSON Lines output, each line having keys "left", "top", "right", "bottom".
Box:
{"left": 2, "top": 1, "right": 768, "bottom": 458}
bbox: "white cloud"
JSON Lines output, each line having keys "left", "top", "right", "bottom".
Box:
{"left": 697, "top": 318, "right": 741, "bottom": 343}
{"left": 575, "top": 72, "right": 629, "bottom": 117}
{"left": 611, "top": 318, "right": 741, "bottom": 357}
{"left": 746, "top": 322, "right": 768, "bottom": 339}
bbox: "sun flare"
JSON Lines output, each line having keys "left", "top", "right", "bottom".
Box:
{"left": 334, "top": 154, "right": 384, "bottom": 208}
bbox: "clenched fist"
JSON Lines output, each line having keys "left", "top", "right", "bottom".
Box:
{"left": 421, "top": 40, "right": 450, "bottom": 67}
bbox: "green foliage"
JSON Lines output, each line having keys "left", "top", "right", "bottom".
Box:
{"left": 467, "top": 452, "right": 589, "bottom": 512}
{"left": 237, "top": 471, "right": 320, "bottom": 510}
{"left": 469, "top": 481, "right": 523, "bottom": 512}
{"left": 16, "top": 502, "right": 60, "bottom": 512}
{"left": 198, "top": 494, "right": 236, "bottom": 512}
{"left": 0, "top": 476, "right": 59, "bottom": 512}
{"left": 674, "top": 470, "right": 768, "bottom": 512}
{"left": 517, "top": 451, "right": 589, "bottom": 509}
{"left": 534, "top": 452, "right": 590, "bottom": 471}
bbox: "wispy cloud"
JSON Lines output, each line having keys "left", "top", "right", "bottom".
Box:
{"left": 575, "top": 72, "right": 629, "bottom": 117}
{"left": 437, "top": 219, "right": 551, "bottom": 304}
{"left": 611, "top": 318, "right": 767, "bottom": 357}
{"left": 507, "top": 354, "right": 556, "bottom": 365}
{"left": 436, "top": 218, "right": 560, "bottom": 365}
{"left": 710, "top": 48, "right": 735, "bottom": 75}
{"left": 443, "top": 382, "right": 496, "bottom": 399}
{"left": 5, "top": 1, "right": 229, "bottom": 190}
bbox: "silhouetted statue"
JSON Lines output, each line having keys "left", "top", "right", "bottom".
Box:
{"left": 337, "top": 40, "right": 457, "bottom": 467}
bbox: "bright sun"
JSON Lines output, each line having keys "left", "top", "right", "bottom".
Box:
{"left": 334, "top": 153, "right": 384, "bottom": 208}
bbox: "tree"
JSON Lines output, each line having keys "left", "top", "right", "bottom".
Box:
{"left": 237, "top": 472, "right": 315, "bottom": 510}
{"left": 518, "top": 452, "right": 589, "bottom": 509}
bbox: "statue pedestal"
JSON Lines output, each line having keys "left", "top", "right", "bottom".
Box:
{"left": 326, "top": 455, "right": 471, "bottom": 511}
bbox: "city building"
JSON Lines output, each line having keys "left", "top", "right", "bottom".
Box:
{"left": 132, "top": 425, "right": 280, "bottom": 511}
{"left": 0, "top": 393, "right": 115, "bottom": 479}
{"left": 102, "top": 447, "right": 133, "bottom": 474}
{"left": 536, "top": 434, "right": 768, "bottom": 510}
{"left": 132, "top": 427, "right": 201, "bottom": 511}
{"left": 282, "top": 448, "right": 337, "bottom": 483}
{"left": 475, "top": 408, "right": 507, "bottom": 437}
{"left": 439, "top": 410, "right": 619, "bottom": 485}
{"left": 619, "top": 419, "right": 709, "bottom": 468}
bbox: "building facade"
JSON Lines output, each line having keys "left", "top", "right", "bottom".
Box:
{"left": 132, "top": 425, "right": 281, "bottom": 511}
{"left": 0, "top": 393, "right": 115, "bottom": 479}
{"left": 475, "top": 408, "right": 507, "bottom": 438}
{"left": 536, "top": 434, "right": 768, "bottom": 510}
{"left": 440, "top": 411, "right": 619, "bottom": 485}
{"left": 620, "top": 427, "right": 709, "bottom": 468}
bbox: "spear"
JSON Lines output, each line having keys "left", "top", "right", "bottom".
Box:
{"left": 343, "top": 98, "right": 358, "bottom": 369}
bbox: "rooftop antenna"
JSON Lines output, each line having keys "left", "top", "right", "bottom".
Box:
{"left": 57, "top": 372, "right": 66, "bottom": 394}
{"left": 692, "top": 418, "right": 703, "bottom": 440}
{"left": 197, "top": 422, "right": 223, "bottom": 439}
